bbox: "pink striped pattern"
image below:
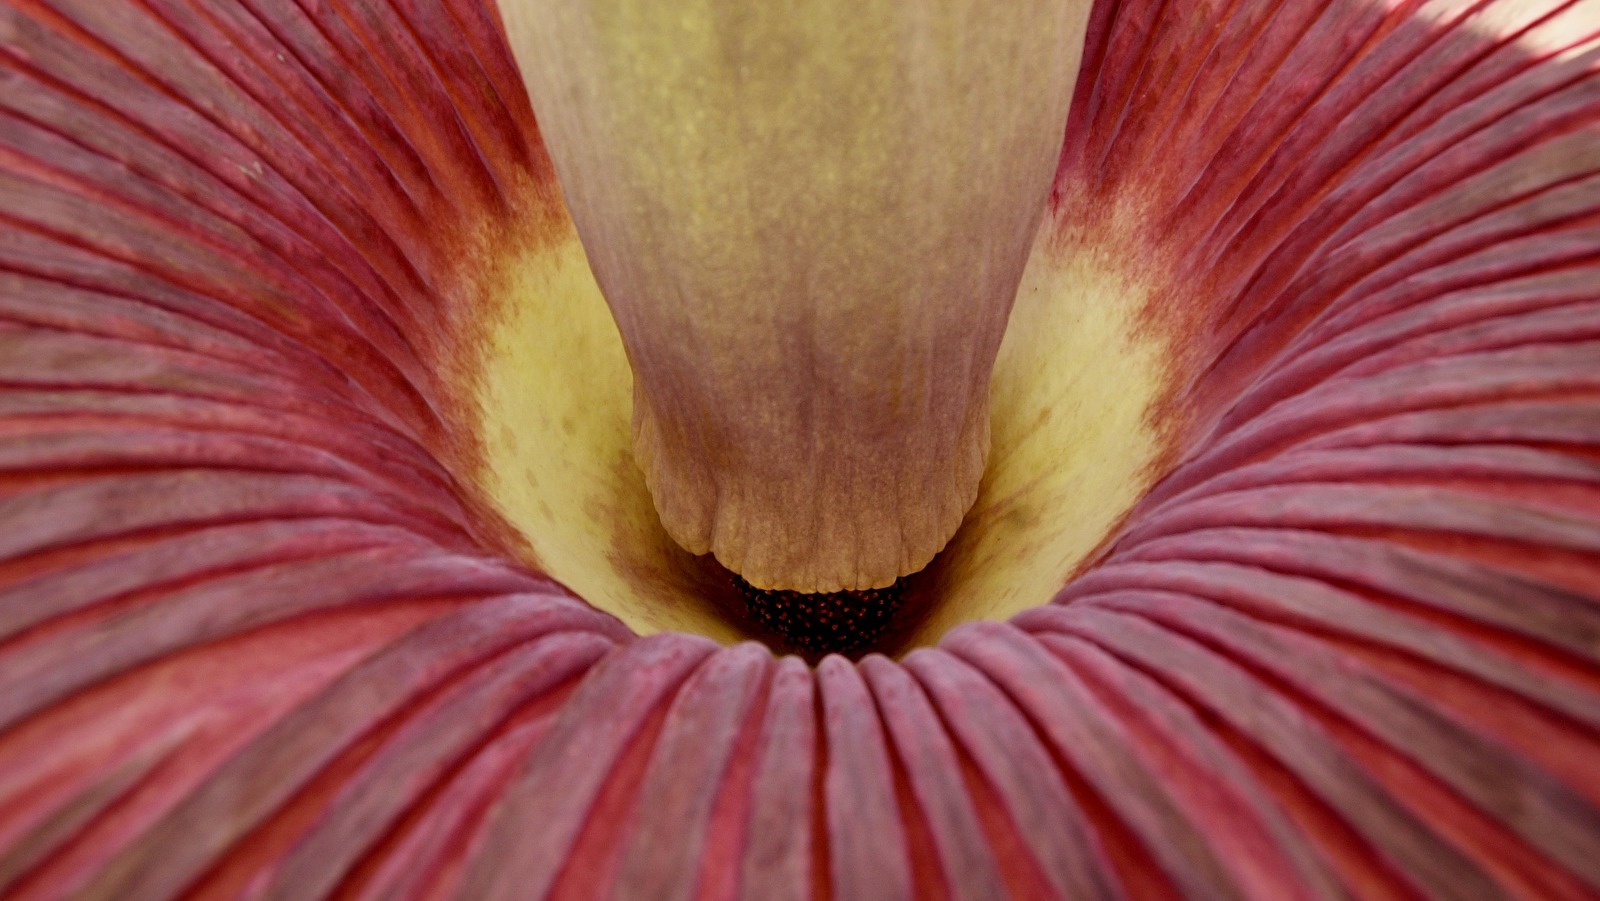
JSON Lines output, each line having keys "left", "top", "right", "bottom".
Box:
{"left": 1, "top": 0, "right": 1597, "bottom": 897}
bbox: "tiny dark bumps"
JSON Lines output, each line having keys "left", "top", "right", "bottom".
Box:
{"left": 732, "top": 574, "right": 903, "bottom": 658}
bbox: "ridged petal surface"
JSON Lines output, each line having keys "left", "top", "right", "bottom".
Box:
{"left": 1, "top": 0, "right": 1598, "bottom": 898}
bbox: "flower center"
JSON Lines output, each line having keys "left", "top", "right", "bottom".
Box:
{"left": 731, "top": 574, "right": 904, "bottom": 658}
{"left": 467, "top": 213, "right": 1173, "bottom": 657}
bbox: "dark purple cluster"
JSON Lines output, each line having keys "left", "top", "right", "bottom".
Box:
{"left": 732, "top": 574, "right": 903, "bottom": 658}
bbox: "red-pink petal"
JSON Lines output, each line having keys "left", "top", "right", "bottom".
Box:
{"left": 0, "top": 0, "right": 1597, "bottom": 898}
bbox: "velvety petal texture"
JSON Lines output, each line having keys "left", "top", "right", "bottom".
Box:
{"left": 0, "top": 1, "right": 1597, "bottom": 899}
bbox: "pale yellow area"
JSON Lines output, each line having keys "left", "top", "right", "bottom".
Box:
{"left": 474, "top": 227, "right": 744, "bottom": 642}
{"left": 906, "top": 224, "right": 1165, "bottom": 646}
{"left": 1417, "top": 0, "right": 1600, "bottom": 60}
{"left": 473, "top": 217, "right": 1164, "bottom": 650}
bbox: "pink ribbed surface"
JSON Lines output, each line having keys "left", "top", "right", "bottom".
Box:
{"left": 1, "top": 1, "right": 1597, "bottom": 897}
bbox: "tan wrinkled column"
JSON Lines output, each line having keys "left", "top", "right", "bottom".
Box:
{"left": 499, "top": 0, "right": 1092, "bottom": 593}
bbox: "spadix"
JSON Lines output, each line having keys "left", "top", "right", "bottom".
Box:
{"left": 499, "top": 0, "right": 1093, "bottom": 592}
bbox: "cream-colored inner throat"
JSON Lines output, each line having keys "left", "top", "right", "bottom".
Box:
{"left": 472, "top": 217, "right": 1167, "bottom": 650}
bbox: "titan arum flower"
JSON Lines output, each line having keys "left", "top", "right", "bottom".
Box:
{"left": 1, "top": 0, "right": 1598, "bottom": 897}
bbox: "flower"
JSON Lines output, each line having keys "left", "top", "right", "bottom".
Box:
{"left": 1, "top": 0, "right": 1597, "bottom": 898}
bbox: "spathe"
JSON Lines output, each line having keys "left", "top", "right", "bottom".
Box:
{"left": 0, "top": 1, "right": 1596, "bottom": 898}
